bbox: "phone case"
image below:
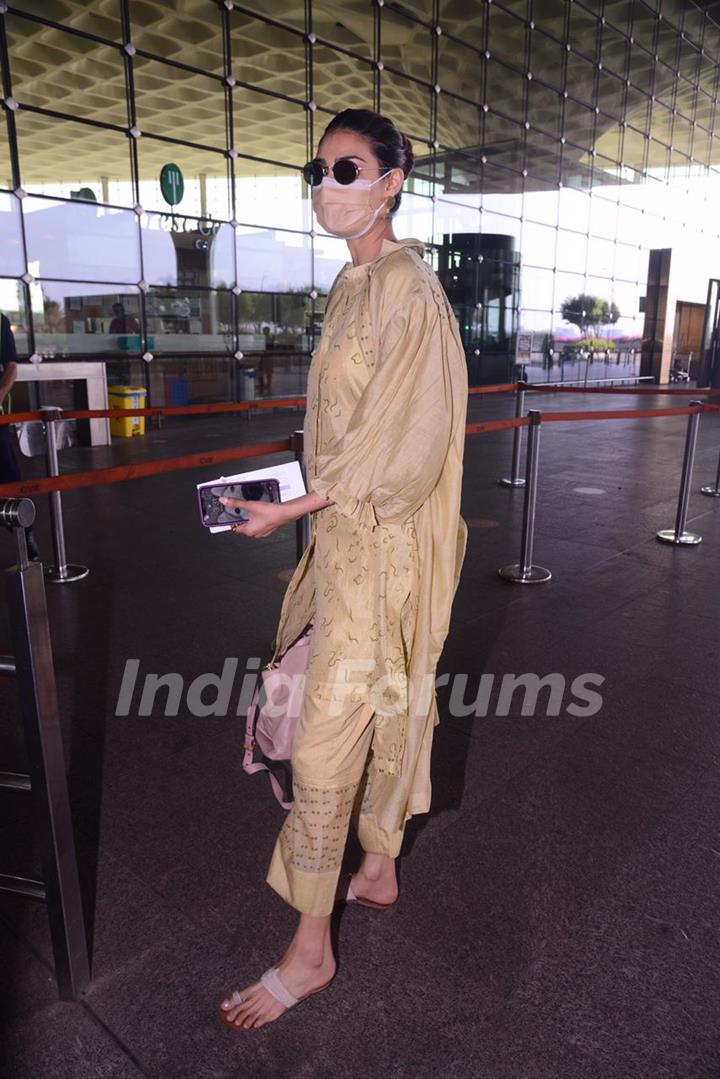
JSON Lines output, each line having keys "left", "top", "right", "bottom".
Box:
{"left": 197, "top": 478, "right": 281, "bottom": 528}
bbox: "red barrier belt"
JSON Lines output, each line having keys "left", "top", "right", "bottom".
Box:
{"left": 0, "top": 438, "right": 292, "bottom": 497}
{"left": 466, "top": 417, "right": 530, "bottom": 434}
{"left": 0, "top": 396, "right": 308, "bottom": 426}
{"left": 0, "top": 381, "right": 522, "bottom": 426}
{"left": 527, "top": 383, "right": 720, "bottom": 396}
{"left": 541, "top": 405, "right": 703, "bottom": 422}
{"left": 468, "top": 382, "right": 518, "bottom": 395}
{"left": 0, "top": 403, "right": 714, "bottom": 499}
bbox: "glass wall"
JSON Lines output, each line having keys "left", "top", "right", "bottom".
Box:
{"left": 1, "top": 0, "right": 719, "bottom": 397}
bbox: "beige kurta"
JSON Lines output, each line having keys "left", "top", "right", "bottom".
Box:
{"left": 270, "top": 237, "right": 468, "bottom": 836}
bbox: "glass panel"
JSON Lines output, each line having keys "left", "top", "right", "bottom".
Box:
{"left": 553, "top": 270, "right": 588, "bottom": 332}
{"left": 243, "top": 3, "right": 305, "bottom": 33}
{"left": 9, "top": 0, "right": 121, "bottom": 39}
{"left": 488, "top": 6, "right": 527, "bottom": 69}
{"left": 600, "top": 22, "right": 629, "bottom": 77}
{"left": 232, "top": 16, "right": 307, "bottom": 99}
{"left": 437, "top": 93, "right": 481, "bottom": 151}
{"left": 521, "top": 266, "right": 555, "bottom": 310}
{"left": 141, "top": 213, "right": 236, "bottom": 289}
{"left": 146, "top": 288, "right": 234, "bottom": 354}
{"left": 236, "top": 229, "right": 312, "bottom": 293}
{"left": 392, "top": 192, "right": 434, "bottom": 245}
{"left": 29, "top": 282, "right": 143, "bottom": 357}
{"left": 523, "top": 187, "right": 559, "bottom": 227}
{"left": 0, "top": 112, "right": 12, "bottom": 191}
{"left": 134, "top": 57, "right": 226, "bottom": 148}
{"left": 556, "top": 228, "right": 588, "bottom": 275}
{"left": 233, "top": 87, "right": 308, "bottom": 166}
{"left": 6, "top": 16, "right": 128, "bottom": 127}
{"left": 432, "top": 198, "right": 481, "bottom": 242}
{"left": 0, "top": 193, "right": 25, "bottom": 278}
{"left": 312, "top": 46, "right": 375, "bottom": 114}
{"left": 16, "top": 111, "right": 132, "bottom": 203}
{"left": 313, "top": 235, "right": 349, "bottom": 293}
{"left": 379, "top": 70, "right": 432, "bottom": 143}
{"left": 587, "top": 235, "right": 616, "bottom": 278}
{"left": 24, "top": 197, "right": 141, "bottom": 284}
{"left": 137, "top": 139, "right": 231, "bottom": 219}
{"left": 438, "top": 5, "right": 486, "bottom": 52}
{"left": 530, "top": 31, "right": 567, "bottom": 92}
{"left": 238, "top": 292, "right": 311, "bottom": 355}
{"left": 527, "top": 79, "right": 563, "bottom": 137}
{"left": 128, "top": 0, "right": 225, "bottom": 72}
{"left": 521, "top": 221, "right": 557, "bottom": 269}
{"left": 438, "top": 38, "right": 484, "bottom": 104}
{"left": 237, "top": 160, "right": 307, "bottom": 232}
{"left": 147, "top": 356, "right": 237, "bottom": 408}
{"left": 558, "top": 187, "right": 590, "bottom": 234}
{"left": 0, "top": 279, "right": 29, "bottom": 355}
{"left": 381, "top": 8, "right": 433, "bottom": 85}
{"left": 485, "top": 60, "right": 525, "bottom": 119}
{"left": 311, "top": 9, "right": 373, "bottom": 59}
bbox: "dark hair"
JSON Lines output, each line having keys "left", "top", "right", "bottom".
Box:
{"left": 320, "top": 108, "right": 414, "bottom": 214}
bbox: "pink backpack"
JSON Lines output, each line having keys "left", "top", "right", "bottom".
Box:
{"left": 243, "top": 626, "right": 313, "bottom": 808}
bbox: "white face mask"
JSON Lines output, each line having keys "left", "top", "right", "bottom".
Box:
{"left": 311, "top": 174, "right": 391, "bottom": 240}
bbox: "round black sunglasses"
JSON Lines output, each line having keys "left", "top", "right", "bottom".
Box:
{"left": 302, "top": 158, "right": 391, "bottom": 187}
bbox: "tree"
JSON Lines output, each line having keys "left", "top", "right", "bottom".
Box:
{"left": 561, "top": 294, "right": 620, "bottom": 337}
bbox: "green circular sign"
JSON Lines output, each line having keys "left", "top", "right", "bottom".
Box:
{"left": 160, "top": 163, "right": 184, "bottom": 206}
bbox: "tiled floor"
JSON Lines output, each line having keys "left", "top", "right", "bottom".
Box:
{"left": 1, "top": 388, "right": 719, "bottom": 1079}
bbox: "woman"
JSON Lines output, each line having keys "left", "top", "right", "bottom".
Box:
{"left": 218, "top": 109, "right": 468, "bottom": 1030}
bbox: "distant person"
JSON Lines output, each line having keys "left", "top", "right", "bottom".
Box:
{"left": 0, "top": 314, "right": 40, "bottom": 560}
{"left": 257, "top": 323, "right": 274, "bottom": 396}
{"left": 109, "top": 303, "right": 140, "bottom": 335}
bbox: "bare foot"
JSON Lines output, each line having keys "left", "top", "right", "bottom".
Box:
{"left": 219, "top": 939, "right": 336, "bottom": 1030}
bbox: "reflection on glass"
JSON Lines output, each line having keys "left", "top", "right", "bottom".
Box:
{"left": 232, "top": 16, "right": 307, "bottom": 99}
{"left": 236, "top": 163, "right": 307, "bottom": 232}
{"left": 148, "top": 357, "right": 235, "bottom": 407}
{"left": 129, "top": 0, "right": 224, "bottom": 71}
{"left": 0, "top": 194, "right": 25, "bottom": 278}
{"left": 233, "top": 88, "right": 308, "bottom": 166}
{"left": 24, "top": 197, "right": 141, "bottom": 283}
{"left": 9, "top": 0, "right": 121, "bottom": 38}
{"left": 0, "top": 277, "right": 29, "bottom": 355}
{"left": 6, "top": 16, "right": 127, "bottom": 125}
{"left": 134, "top": 58, "right": 226, "bottom": 147}
{"left": 380, "top": 69, "right": 432, "bottom": 143}
{"left": 238, "top": 292, "right": 311, "bottom": 399}
{"left": 137, "top": 139, "right": 231, "bottom": 219}
{"left": 313, "top": 46, "right": 375, "bottom": 114}
{"left": 0, "top": 113, "right": 12, "bottom": 191}
{"left": 146, "top": 288, "right": 234, "bottom": 354}
{"left": 141, "top": 213, "right": 236, "bottom": 289}
{"left": 16, "top": 112, "right": 132, "bottom": 201}
{"left": 236, "top": 229, "right": 311, "bottom": 293}
{"left": 29, "top": 282, "right": 143, "bottom": 357}
{"left": 381, "top": 8, "right": 433, "bottom": 84}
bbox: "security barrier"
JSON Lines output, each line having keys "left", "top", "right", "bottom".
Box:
{"left": 0, "top": 497, "right": 90, "bottom": 1000}
{"left": 0, "top": 385, "right": 719, "bottom": 589}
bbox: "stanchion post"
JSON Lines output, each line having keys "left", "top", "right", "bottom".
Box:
{"left": 700, "top": 440, "right": 720, "bottom": 498}
{"left": 291, "top": 429, "right": 311, "bottom": 563}
{"left": 497, "top": 378, "right": 527, "bottom": 488}
{"left": 498, "top": 410, "right": 552, "bottom": 583}
{"left": 657, "top": 401, "right": 703, "bottom": 545}
{"left": 41, "top": 407, "right": 89, "bottom": 584}
{"left": 1, "top": 498, "right": 90, "bottom": 1000}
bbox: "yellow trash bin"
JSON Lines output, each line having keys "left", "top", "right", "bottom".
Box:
{"left": 108, "top": 385, "right": 147, "bottom": 438}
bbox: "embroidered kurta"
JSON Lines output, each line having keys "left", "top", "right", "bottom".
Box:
{"left": 269, "top": 237, "right": 468, "bottom": 836}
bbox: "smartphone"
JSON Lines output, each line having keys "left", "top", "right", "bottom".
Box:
{"left": 197, "top": 478, "right": 281, "bottom": 529}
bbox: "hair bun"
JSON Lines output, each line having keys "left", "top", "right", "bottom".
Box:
{"left": 400, "top": 132, "right": 415, "bottom": 177}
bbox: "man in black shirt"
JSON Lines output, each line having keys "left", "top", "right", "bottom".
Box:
{"left": 0, "top": 313, "right": 40, "bottom": 560}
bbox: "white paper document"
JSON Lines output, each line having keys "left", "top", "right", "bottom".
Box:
{"left": 197, "top": 459, "right": 307, "bottom": 533}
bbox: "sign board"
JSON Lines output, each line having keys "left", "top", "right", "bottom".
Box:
{"left": 160, "top": 163, "right": 184, "bottom": 206}
{"left": 516, "top": 330, "right": 533, "bottom": 363}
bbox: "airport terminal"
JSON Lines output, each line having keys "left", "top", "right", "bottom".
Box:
{"left": 1, "top": 1, "right": 720, "bottom": 1076}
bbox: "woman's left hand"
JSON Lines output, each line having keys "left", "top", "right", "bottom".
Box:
{"left": 219, "top": 496, "right": 289, "bottom": 538}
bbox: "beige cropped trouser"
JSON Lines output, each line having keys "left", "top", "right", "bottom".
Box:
{"left": 265, "top": 691, "right": 407, "bottom": 917}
